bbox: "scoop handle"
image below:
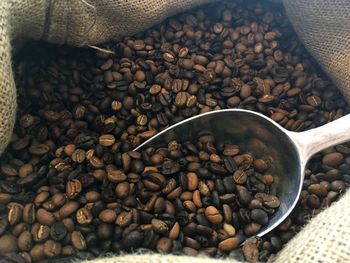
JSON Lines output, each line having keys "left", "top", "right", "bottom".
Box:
{"left": 288, "top": 114, "right": 350, "bottom": 161}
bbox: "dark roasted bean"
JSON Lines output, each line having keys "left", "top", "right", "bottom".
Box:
{"left": 50, "top": 222, "right": 67, "bottom": 241}
{"left": 71, "top": 231, "right": 87, "bottom": 250}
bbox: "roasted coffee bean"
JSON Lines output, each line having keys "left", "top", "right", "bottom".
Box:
{"left": 50, "top": 222, "right": 67, "bottom": 241}
{"left": 223, "top": 145, "right": 239, "bottom": 157}
{"left": 0, "top": 234, "right": 18, "bottom": 254}
{"left": 36, "top": 208, "right": 56, "bottom": 226}
{"left": 218, "top": 237, "right": 240, "bottom": 251}
{"left": 34, "top": 191, "right": 50, "bottom": 206}
{"left": 205, "top": 206, "right": 223, "bottom": 224}
{"left": 85, "top": 191, "right": 101, "bottom": 202}
{"left": 233, "top": 170, "right": 248, "bottom": 184}
{"left": 154, "top": 197, "right": 166, "bottom": 214}
{"left": 148, "top": 172, "right": 167, "bottom": 187}
{"left": 116, "top": 211, "right": 133, "bottom": 227}
{"left": 331, "top": 180, "right": 346, "bottom": 192}
{"left": 262, "top": 174, "right": 274, "bottom": 185}
{"left": 76, "top": 208, "right": 93, "bottom": 225}
{"left": 32, "top": 224, "right": 50, "bottom": 242}
{"left": 140, "top": 228, "right": 156, "bottom": 248}
{"left": 99, "top": 134, "right": 116, "bottom": 147}
{"left": 322, "top": 152, "right": 343, "bottom": 166}
{"left": 209, "top": 163, "right": 227, "bottom": 175}
{"left": 99, "top": 209, "right": 117, "bottom": 223}
{"left": 29, "top": 144, "right": 50, "bottom": 156}
{"left": 1, "top": 164, "right": 18, "bottom": 177}
{"left": 107, "top": 170, "right": 127, "bottom": 183}
{"left": 270, "top": 237, "right": 282, "bottom": 252}
{"left": 152, "top": 219, "right": 169, "bottom": 233}
{"left": 244, "top": 222, "right": 262, "bottom": 236}
{"left": 17, "top": 173, "right": 40, "bottom": 187}
{"left": 222, "top": 204, "right": 233, "bottom": 224}
{"left": 115, "top": 182, "right": 130, "bottom": 199}
{"left": 157, "top": 237, "right": 173, "bottom": 253}
{"left": 18, "top": 231, "right": 33, "bottom": 251}
{"left": 223, "top": 223, "right": 236, "bottom": 237}
{"left": 187, "top": 172, "right": 198, "bottom": 191}
{"left": 131, "top": 159, "right": 145, "bottom": 173}
{"left": 12, "top": 222, "right": 29, "bottom": 237}
{"left": 122, "top": 229, "right": 144, "bottom": 250}
{"left": 0, "top": 193, "right": 12, "bottom": 204}
{"left": 71, "top": 231, "right": 87, "bottom": 250}
{"left": 66, "top": 179, "right": 82, "bottom": 199}
{"left": 23, "top": 204, "right": 35, "bottom": 224}
{"left": 250, "top": 209, "right": 269, "bottom": 226}
{"left": 162, "top": 179, "right": 177, "bottom": 194}
{"left": 307, "top": 194, "right": 320, "bottom": 208}
{"left": 242, "top": 238, "right": 259, "bottom": 262}
{"left": 72, "top": 149, "right": 86, "bottom": 163}
{"left": 307, "top": 184, "right": 328, "bottom": 197}
{"left": 162, "top": 161, "right": 181, "bottom": 175}
{"left": 8, "top": 203, "right": 23, "bottom": 225}
{"left": 169, "top": 222, "right": 180, "bottom": 240}
{"left": 97, "top": 223, "right": 113, "bottom": 240}
{"left": 59, "top": 201, "right": 79, "bottom": 219}
{"left": 237, "top": 186, "right": 252, "bottom": 207}
{"left": 90, "top": 156, "right": 104, "bottom": 168}
{"left": 150, "top": 154, "right": 164, "bottom": 165}
{"left": 43, "top": 240, "right": 62, "bottom": 258}
{"left": 30, "top": 244, "right": 45, "bottom": 262}
{"left": 52, "top": 193, "right": 66, "bottom": 208}
{"left": 185, "top": 236, "right": 200, "bottom": 250}
{"left": 0, "top": 181, "right": 20, "bottom": 194}
{"left": 167, "top": 187, "right": 182, "bottom": 200}
{"left": 253, "top": 159, "right": 269, "bottom": 173}
{"left": 255, "top": 193, "right": 280, "bottom": 209}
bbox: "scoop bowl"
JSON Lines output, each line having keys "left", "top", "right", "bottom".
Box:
{"left": 134, "top": 109, "right": 350, "bottom": 236}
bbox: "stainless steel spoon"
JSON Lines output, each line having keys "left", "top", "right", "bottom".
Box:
{"left": 134, "top": 109, "right": 350, "bottom": 237}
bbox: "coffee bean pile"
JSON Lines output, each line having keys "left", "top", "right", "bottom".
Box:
{"left": 0, "top": 0, "right": 349, "bottom": 262}
{"left": 1, "top": 134, "right": 281, "bottom": 262}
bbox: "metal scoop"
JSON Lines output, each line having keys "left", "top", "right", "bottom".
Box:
{"left": 134, "top": 109, "right": 350, "bottom": 237}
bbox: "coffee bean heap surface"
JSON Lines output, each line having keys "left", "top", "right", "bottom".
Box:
{"left": 1, "top": 133, "right": 282, "bottom": 262}
{"left": 1, "top": 0, "right": 350, "bottom": 262}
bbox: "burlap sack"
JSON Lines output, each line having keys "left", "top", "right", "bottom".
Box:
{"left": 0, "top": 0, "right": 350, "bottom": 262}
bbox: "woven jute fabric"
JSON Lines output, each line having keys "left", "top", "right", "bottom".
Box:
{"left": 0, "top": 1, "right": 16, "bottom": 156}
{"left": 1, "top": 0, "right": 350, "bottom": 262}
